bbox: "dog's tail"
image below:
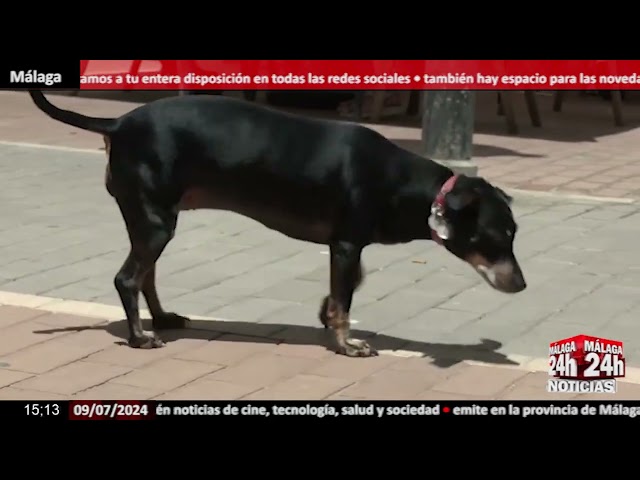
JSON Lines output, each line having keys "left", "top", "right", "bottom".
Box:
{"left": 29, "top": 90, "right": 118, "bottom": 135}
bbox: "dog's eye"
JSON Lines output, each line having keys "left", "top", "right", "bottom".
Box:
{"left": 470, "top": 235, "right": 480, "bottom": 243}
{"left": 506, "top": 230, "right": 513, "bottom": 238}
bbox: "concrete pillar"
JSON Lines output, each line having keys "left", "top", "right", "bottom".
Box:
{"left": 421, "top": 91, "right": 477, "bottom": 176}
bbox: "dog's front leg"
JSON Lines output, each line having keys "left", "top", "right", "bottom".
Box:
{"left": 319, "top": 263, "right": 364, "bottom": 326}
{"left": 325, "top": 241, "right": 378, "bottom": 357}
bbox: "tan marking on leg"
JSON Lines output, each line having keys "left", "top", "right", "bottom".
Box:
{"left": 324, "top": 296, "right": 351, "bottom": 347}
{"left": 319, "top": 263, "right": 365, "bottom": 327}
{"left": 323, "top": 297, "right": 376, "bottom": 357}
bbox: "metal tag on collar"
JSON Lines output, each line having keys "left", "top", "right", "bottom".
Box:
{"left": 428, "top": 204, "right": 450, "bottom": 240}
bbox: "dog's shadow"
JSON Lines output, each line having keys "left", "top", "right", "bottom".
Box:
{"left": 33, "top": 317, "right": 518, "bottom": 369}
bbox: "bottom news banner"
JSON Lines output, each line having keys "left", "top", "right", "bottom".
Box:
{"left": 8, "top": 400, "right": 640, "bottom": 421}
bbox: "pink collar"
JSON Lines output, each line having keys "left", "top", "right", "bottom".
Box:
{"left": 430, "top": 175, "right": 459, "bottom": 245}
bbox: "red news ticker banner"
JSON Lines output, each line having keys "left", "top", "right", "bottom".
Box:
{"left": 80, "top": 60, "right": 640, "bottom": 91}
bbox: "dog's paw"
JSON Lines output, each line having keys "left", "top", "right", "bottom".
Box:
{"left": 338, "top": 338, "right": 378, "bottom": 358}
{"left": 152, "top": 312, "right": 191, "bottom": 330}
{"left": 129, "top": 332, "right": 165, "bottom": 349}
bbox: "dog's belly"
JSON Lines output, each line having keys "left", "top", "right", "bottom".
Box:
{"left": 178, "top": 187, "right": 333, "bottom": 244}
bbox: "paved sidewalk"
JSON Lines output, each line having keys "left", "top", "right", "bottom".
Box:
{"left": 2, "top": 301, "right": 640, "bottom": 400}
{"left": 3, "top": 142, "right": 640, "bottom": 364}
{"left": 4, "top": 91, "right": 640, "bottom": 198}
{"left": 3, "top": 91, "right": 640, "bottom": 400}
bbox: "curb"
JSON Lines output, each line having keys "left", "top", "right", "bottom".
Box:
{"left": 0, "top": 141, "right": 104, "bottom": 155}
{"left": 505, "top": 187, "right": 637, "bottom": 205}
{"left": 1, "top": 290, "right": 638, "bottom": 385}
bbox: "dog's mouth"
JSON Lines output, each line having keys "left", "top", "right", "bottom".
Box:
{"left": 466, "top": 254, "right": 527, "bottom": 294}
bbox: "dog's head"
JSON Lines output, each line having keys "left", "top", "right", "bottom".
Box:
{"left": 429, "top": 175, "right": 527, "bottom": 294}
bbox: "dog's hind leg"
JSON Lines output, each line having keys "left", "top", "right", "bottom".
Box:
{"left": 324, "top": 241, "right": 377, "bottom": 357}
{"left": 113, "top": 194, "right": 178, "bottom": 349}
{"left": 143, "top": 264, "right": 190, "bottom": 330}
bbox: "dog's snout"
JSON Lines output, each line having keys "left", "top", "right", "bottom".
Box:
{"left": 508, "top": 260, "right": 527, "bottom": 293}
{"left": 511, "top": 274, "right": 527, "bottom": 292}
{"left": 471, "top": 257, "right": 527, "bottom": 294}
{"left": 500, "top": 274, "right": 527, "bottom": 293}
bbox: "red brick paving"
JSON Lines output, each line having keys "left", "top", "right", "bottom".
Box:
{"left": 1, "top": 304, "right": 639, "bottom": 400}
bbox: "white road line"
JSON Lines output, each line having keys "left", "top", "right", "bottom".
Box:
{"left": 0, "top": 140, "right": 104, "bottom": 155}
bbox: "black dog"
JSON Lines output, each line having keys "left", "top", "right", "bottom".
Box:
{"left": 28, "top": 91, "right": 526, "bottom": 358}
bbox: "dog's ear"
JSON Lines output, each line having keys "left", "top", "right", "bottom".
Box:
{"left": 444, "top": 176, "right": 482, "bottom": 211}
{"left": 494, "top": 187, "right": 513, "bottom": 206}
{"left": 445, "top": 190, "right": 477, "bottom": 211}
